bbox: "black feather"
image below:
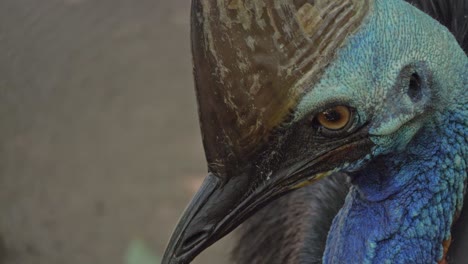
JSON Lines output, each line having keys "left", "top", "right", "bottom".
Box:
{"left": 449, "top": 198, "right": 468, "bottom": 264}
{"left": 232, "top": 173, "right": 349, "bottom": 264}
{"left": 406, "top": 0, "right": 468, "bottom": 54}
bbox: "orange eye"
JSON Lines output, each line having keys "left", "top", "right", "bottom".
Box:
{"left": 316, "top": 106, "right": 352, "bottom": 130}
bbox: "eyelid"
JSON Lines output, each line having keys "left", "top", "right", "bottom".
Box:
{"left": 294, "top": 96, "right": 353, "bottom": 122}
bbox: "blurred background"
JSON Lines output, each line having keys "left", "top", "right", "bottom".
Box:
{"left": 0, "top": 0, "right": 233, "bottom": 263}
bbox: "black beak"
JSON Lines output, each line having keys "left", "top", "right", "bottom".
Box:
{"left": 162, "top": 172, "right": 257, "bottom": 264}
{"left": 162, "top": 137, "right": 373, "bottom": 264}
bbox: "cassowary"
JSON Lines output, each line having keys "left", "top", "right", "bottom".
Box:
{"left": 163, "top": 0, "right": 468, "bottom": 263}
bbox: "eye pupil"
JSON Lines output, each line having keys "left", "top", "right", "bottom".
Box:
{"left": 323, "top": 110, "right": 341, "bottom": 122}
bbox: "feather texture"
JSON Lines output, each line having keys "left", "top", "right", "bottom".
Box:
{"left": 232, "top": 173, "right": 349, "bottom": 264}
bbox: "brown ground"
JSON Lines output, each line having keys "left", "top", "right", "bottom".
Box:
{"left": 0, "top": 0, "right": 233, "bottom": 263}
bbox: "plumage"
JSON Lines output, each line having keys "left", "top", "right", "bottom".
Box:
{"left": 163, "top": 0, "right": 468, "bottom": 263}
{"left": 233, "top": 173, "right": 349, "bottom": 264}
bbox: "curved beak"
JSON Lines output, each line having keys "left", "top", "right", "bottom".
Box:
{"left": 162, "top": 138, "right": 373, "bottom": 264}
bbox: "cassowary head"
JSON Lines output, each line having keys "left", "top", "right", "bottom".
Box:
{"left": 163, "top": 0, "right": 468, "bottom": 263}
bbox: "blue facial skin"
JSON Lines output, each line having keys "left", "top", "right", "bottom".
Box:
{"left": 295, "top": 0, "right": 467, "bottom": 263}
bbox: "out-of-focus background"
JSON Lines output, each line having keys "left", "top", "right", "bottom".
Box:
{"left": 0, "top": 0, "right": 233, "bottom": 263}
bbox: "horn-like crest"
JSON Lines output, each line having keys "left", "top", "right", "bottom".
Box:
{"left": 191, "top": 0, "right": 372, "bottom": 177}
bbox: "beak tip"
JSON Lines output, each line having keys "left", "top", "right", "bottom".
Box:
{"left": 162, "top": 174, "right": 221, "bottom": 264}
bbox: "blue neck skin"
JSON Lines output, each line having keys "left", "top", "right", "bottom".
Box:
{"left": 324, "top": 110, "right": 468, "bottom": 263}
{"left": 290, "top": 0, "right": 468, "bottom": 262}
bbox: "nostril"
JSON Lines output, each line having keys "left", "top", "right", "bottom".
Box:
{"left": 182, "top": 230, "right": 210, "bottom": 252}
{"left": 408, "top": 72, "right": 423, "bottom": 102}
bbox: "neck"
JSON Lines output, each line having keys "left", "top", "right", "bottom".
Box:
{"left": 323, "top": 110, "right": 468, "bottom": 263}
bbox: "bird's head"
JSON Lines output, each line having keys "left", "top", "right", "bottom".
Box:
{"left": 163, "top": 0, "right": 467, "bottom": 263}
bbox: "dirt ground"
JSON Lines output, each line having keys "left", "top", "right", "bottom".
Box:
{"left": 0, "top": 0, "right": 233, "bottom": 263}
